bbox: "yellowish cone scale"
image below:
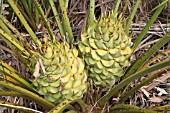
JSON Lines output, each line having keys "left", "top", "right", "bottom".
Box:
{"left": 33, "top": 42, "right": 87, "bottom": 104}
{"left": 79, "top": 11, "right": 132, "bottom": 87}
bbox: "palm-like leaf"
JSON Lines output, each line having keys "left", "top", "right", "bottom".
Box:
{"left": 0, "top": 0, "right": 170, "bottom": 112}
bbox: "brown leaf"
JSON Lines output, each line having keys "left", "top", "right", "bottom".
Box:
{"left": 140, "top": 87, "right": 150, "bottom": 98}
{"left": 145, "top": 73, "right": 170, "bottom": 91}
{"left": 149, "top": 95, "right": 163, "bottom": 103}
{"left": 155, "top": 87, "right": 168, "bottom": 96}
{"left": 33, "top": 61, "right": 40, "bottom": 81}
{"left": 149, "top": 97, "right": 163, "bottom": 103}
{"left": 39, "top": 58, "right": 46, "bottom": 75}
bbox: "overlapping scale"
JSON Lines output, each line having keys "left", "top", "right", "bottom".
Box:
{"left": 78, "top": 11, "right": 132, "bottom": 87}
{"left": 33, "top": 42, "right": 87, "bottom": 104}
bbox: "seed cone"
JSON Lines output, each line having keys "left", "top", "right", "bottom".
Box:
{"left": 79, "top": 11, "right": 132, "bottom": 87}
{"left": 33, "top": 42, "right": 87, "bottom": 104}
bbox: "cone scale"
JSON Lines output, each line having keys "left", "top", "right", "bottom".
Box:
{"left": 79, "top": 11, "right": 132, "bottom": 87}
{"left": 33, "top": 42, "right": 87, "bottom": 104}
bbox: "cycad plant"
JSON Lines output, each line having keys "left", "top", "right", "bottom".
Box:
{"left": 0, "top": 0, "right": 170, "bottom": 113}
{"left": 0, "top": 0, "right": 87, "bottom": 112}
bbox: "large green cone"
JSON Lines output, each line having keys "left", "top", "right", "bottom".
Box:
{"left": 32, "top": 42, "right": 87, "bottom": 104}
{"left": 79, "top": 11, "right": 132, "bottom": 87}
